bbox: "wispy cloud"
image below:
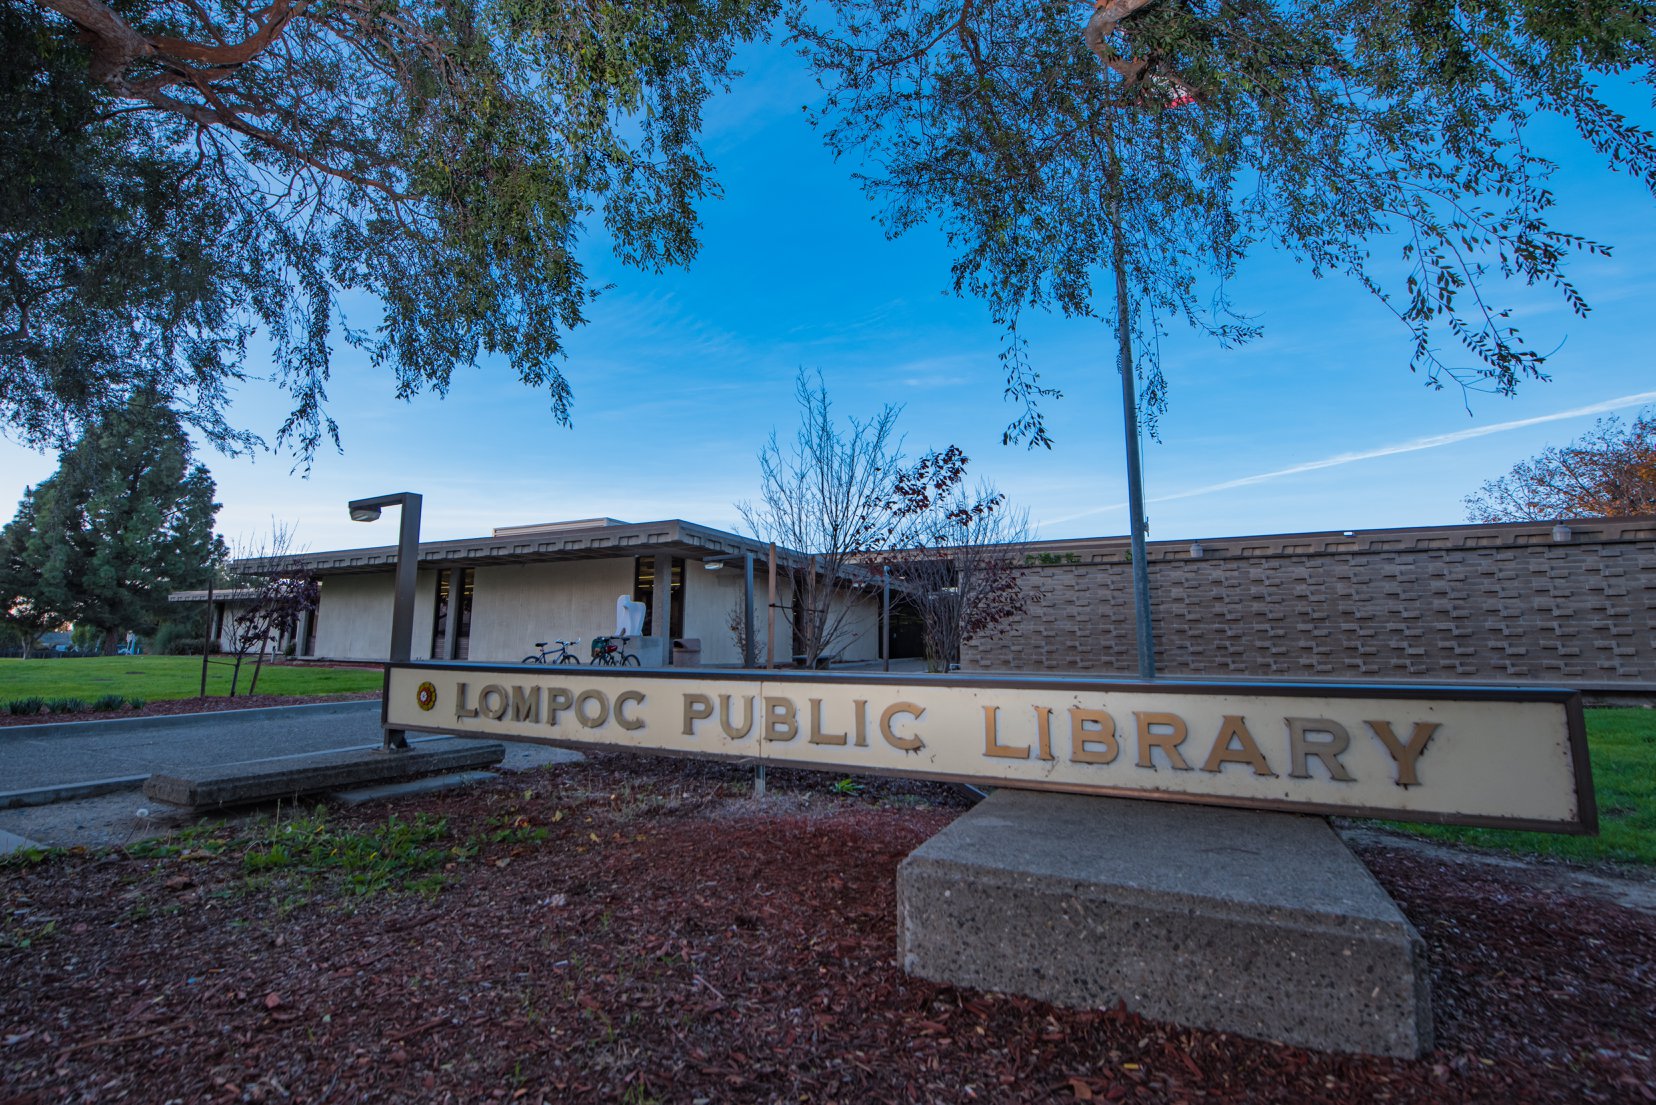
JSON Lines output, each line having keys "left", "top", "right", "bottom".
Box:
{"left": 1043, "top": 390, "right": 1656, "bottom": 526}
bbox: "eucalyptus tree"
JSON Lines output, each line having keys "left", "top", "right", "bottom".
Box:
{"left": 791, "top": 0, "right": 1656, "bottom": 674}
{"left": 4, "top": 0, "right": 777, "bottom": 457}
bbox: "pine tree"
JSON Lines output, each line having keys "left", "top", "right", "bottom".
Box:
{"left": 1, "top": 389, "right": 227, "bottom": 652}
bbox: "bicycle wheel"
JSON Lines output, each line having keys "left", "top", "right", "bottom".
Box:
{"left": 523, "top": 654, "right": 545, "bottom": 664}
{"left": 558, "top": 654, "right": 580, "bottom": 664}
{"left": 622, "top": 653, "right": 640, "bottom": 667}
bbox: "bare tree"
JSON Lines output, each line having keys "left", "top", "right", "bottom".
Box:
{"left": 877, "top": 481, "right": 1031, "bottom": 672}
{"left": 739, "top": 371, "right": 970, "bottom": 667}
{"left": 223, "top": 522, "right": 319, "bottom": 695}
{"left": 1466, "top": 413, "right": 1656, "bottom": 522}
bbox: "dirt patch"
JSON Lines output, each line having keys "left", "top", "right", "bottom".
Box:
{"left": 0, "top": 691, "right": 380, "bottom": 729}
{"left": 2, "top": 754, "right": 1651, "bottom": 1104}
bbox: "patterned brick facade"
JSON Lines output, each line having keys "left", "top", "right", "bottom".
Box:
{"left": 961, "top": 518, "right": 1656, "bottom": 688}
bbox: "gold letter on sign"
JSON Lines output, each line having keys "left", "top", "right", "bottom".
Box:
{"left": 614, "top": 691, "right": 645, "bottom": 731}
{"left": 1135, "top": 712, "right": 1191, "bottom": 771}
{"left": 1366, "top": 720, "right": 1438, "bottom": 787}
{"left": 455, "top": 682, "right": 479, "bottom": 720}
{"left": 880, "top": 702, "right": 925, "bottom": 751}
{"left": 1201, "top": 716, "right": 1275, "bottom": 777}
{"left": 512, "top": 686, "right": 541, "bottom": 724}
{"left": 479, "top": 684, "right": 509, "bottom": 721}
{"left": 719, "top": 695, "right": 755, "bottom": 740}
{"left": 1288, "top": 718, "right": 1355, "bottom": 781}
{"left": 764, "top": 697, "right": 799, "bottom": 742}
{"left": 1035, "top": 706, "right": 1055, "bottom": 762}
{"left": 983, "top": 706, "right": 1029, "bottom": 760}
{"left": 809, "top": 699, "right": 848, "bottom": 745}
{"left": 682, "top": 693, "right": 713, "bottom": 736}
{"left": 1069, "top": 707, "right": 1119, "bottom": 764}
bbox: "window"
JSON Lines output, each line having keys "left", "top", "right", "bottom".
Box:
{"left": 632, "top": 557, "right": 684, "bottom": 638}
{"left": 431, "top": 568, "right": 476, "bottom": 659}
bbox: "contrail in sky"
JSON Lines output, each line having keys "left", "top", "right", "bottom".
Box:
{"left": 1045, "top": 390, "right": 1656, "bottom": 526}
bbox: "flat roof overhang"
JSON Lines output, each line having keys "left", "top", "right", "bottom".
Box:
{"left": 235, "top": 519, "right": 787, "bottom": 578}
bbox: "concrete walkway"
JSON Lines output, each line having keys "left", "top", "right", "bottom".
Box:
{"left": 0, "top": 700, "right": 572, "bottom": 806}
{"left": 0, "top": 701, "right": 392, "bottom": 802}
{"left": 0, "top": 700, "right": 580, "bottom": 852}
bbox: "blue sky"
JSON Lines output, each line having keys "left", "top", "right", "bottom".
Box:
{"left": 3, "top": 33, "right": 1654, "bottom": 554}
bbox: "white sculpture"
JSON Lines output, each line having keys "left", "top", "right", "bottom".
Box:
{"left": 615, "top": 595, "right": 646, "bottom": 636}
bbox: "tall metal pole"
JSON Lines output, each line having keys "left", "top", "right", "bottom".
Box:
{"left": 758, "top": 543, "right": 777, "bottom": 799}
{"left": 349, "top": 492, "right": 423, "bottom": 750}
{"left": 741, "top": 551, "right": 756, "bottom": 668}
{"left": 1104, "top": 104, "right": 1155, "bottom": 680}
{"left": 1114, "top": 248, "right": 1154, "bottom": 680}
{"left": 882, "top": 565, "right": 891, "bottom": 673}
{"left": 199, "top": 579, "right": 214, "bottom": 698}
{"left": 766, "top": 542, "right": 777, "bottom": 670}
{"left": 390, "top": 497, "right": 421, "bottom": 667}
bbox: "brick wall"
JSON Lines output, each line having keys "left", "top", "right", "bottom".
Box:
{"left": 960, "top": 518, "right": 1656, "bottom": 687}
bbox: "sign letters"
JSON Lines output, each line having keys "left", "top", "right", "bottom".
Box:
{"left": 384, "top": 664, "right": 1594, "bottom": 833}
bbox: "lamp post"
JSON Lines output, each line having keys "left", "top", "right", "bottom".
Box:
{"left": 703, "top": 552, "right": 756, "bottom": 668}
{"left": 348, "top": 492, "right": 423, "bottom": 751}
{"left": 882, "top": 565, "right": 891, "bottom": 673}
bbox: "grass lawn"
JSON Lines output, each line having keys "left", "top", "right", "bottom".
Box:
{"left": 1381, "top": 706, "right": 1656, "bottom": 866}
{"left": 0, "top": 655, "right": 383, "bottom": 703}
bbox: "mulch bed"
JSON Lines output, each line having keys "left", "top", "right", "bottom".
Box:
{"left": 0, "top": 692, "right": 380, "bottom": 729}
{"left": 2, "top": 754, "right": 1652, "bottom": 1104}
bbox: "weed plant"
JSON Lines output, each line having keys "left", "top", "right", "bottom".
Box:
{"left": 241, "top": 807, "right": 475, "bottom": 900}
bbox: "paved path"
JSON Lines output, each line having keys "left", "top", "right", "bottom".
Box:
{"left": 0, "top": 701, "right": 580, "bottom": 851}
{"left": 0, "top": 702, "right": 393, "bottom": 797}
{"left": 0, "top": 701, "right": 574, "bottom": 801}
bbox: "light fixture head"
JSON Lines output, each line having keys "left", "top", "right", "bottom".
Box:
{"left": 349, "top": 505, "right": 382, "bottom": 523}
{"left": 703, "top": 560, "right": 724, "bottom": 571}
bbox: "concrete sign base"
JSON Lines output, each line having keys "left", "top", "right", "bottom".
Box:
{"left": 897, "top": 790, "right": 1433, "bottom": 1057}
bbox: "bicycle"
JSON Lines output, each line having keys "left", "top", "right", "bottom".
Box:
{"left": 589, "top": 634, "right": 640, "bottom": 666}
{"left": 523, "top": 639, "right": 582, "bottom": 664}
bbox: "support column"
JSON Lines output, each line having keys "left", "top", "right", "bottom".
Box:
{"left": 441, "top": 572, "right": 461, "bottom": 661}
{"left": 295, "top": 608, "right": 314, "bottom": 658}
{"left": 653, "top": 553, "right": 673, "bottom": 665}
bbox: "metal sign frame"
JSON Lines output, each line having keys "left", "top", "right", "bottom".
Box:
{"left": 382, "top": 662, "right": 1596, "bottom": 834}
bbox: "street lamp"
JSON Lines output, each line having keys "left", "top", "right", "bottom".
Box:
{"left": 349, "top": 492, "right": 423, "bottom": 751}
{"left": 703, "top": 551, "right": 756, "bottom": 668}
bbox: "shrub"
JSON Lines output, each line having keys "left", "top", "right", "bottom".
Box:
{"left": 47, "top": 697, "right": 87, "bottom": 714}
{"left": 164, "top": 637, "right": 215, "bottom": 656}
{"left": 5, "top": 697, "right": 47, "bottom": 716}
{"left": 91, "top": 694, "right": 128, "bottom": 712}
{"left": 127, "top": 697, "right": 146, "bottom": 710}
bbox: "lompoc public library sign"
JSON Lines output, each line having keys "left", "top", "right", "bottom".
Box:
{"left": 385, "top": 664, "right": 1595, "bottom": 833}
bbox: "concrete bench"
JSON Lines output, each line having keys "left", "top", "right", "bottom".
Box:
{"left": 144, "top": 738, "right": 506, "bottom": 811}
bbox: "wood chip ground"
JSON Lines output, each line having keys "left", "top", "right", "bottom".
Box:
{"left": 2, "top": 754, "right": 1652, "bottom": 1104}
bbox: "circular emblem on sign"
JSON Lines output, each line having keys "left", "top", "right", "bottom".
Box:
{"left": 415, "top": 681, "right": 437, "bottom": 712}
